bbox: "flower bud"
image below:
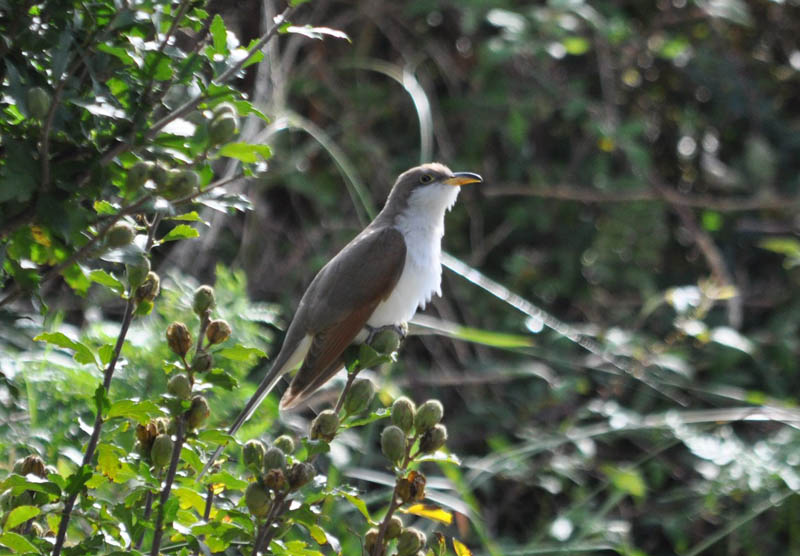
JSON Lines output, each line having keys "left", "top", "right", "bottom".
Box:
{"left": 273, "top": 435, "right": 295, "bottom": 455}
{"left": 135, "top": 420, "right": 159, "bottom": 452}
{"left": 192, "top": 285, "right": 216, "bottom": 315}
{"left": 244, "top": 481, "right": 270, "bottom": 517}
{"left": 126, "top": 161, "right": 150, "bottom": 191}
{"left": 166, "top": 322, "right": 192, "bottom": 357}
{"left": 186, "top": 395, "right": 210, "bottom": 428}
{"left": 310, "top": 410, "right": 339, "bottom": 442}
{"left": 288, "top": 462, "right": 315, "bottom": 490}
{"left": 343, "top": 378, "right": 375, "bottom": 415}
{"left": 167, "top": 373, "right": 192, "bottom": 399}
{"left": 419, "top": 424, "right": 448, "bottom": 454}
{"left": 27, "top": 86, "right": 51, "bottom": 120}
{"left": 126, "top": 255, "right": 150, "bottom": 290}
{"left": 364, "top": 528, "right": 380, "bottom": 553}
{"left": 209, "top": 112, "right": 239, "bottom": 145}
{"left": 151, "top": 434, "right": 174, "bottom": 468}
{"left": 191, "top": 350, "right": 213, "bottom": 373}
{"left": 262, "top": 446, "right": 286, "bottom": 472}
{"left": 106, "top": 221, "right": 135, "bottom": 248}
{"left": 391, "top": 397, "right": 416, "bottom": 433}
{"left": 386, "top": 515, "right": 403, "bottom": 539}
{"left": 263, "top": 468, "right": 286, "bottom": 491}
{"left": 134, "top": 271, "right": 160, "bottom": 303}
{"left": 380, "top": 425, "right": 406, "bottom": 464}
{"left": 414, "top": 399, "right": 443, "bottom": 433}
{"left": 243, "top": 439, "right": 267, "bottom": 472}
{"left": 397, "top": 528, "right": 426, "bottom": 556}
{"left": 167, "top": 169, "right": 199, "bottom": 199}
{"left": 206, "top": 319, "right": 232, "bottom": 345}
{"left": 369, "top": 325, "right": 405, "bottom": 355}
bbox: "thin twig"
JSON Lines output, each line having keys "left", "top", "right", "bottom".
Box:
{"left": 134, "top": 489, "right": 155, "bottom": 550}
{"left": 252, "top": 491, "right": 288, "bottom": 555}
{"left": 149, "top": 417, "right": 186, "bottom": 556}
{"left": 371, "top": 432, "right": 418, "bottom": 556}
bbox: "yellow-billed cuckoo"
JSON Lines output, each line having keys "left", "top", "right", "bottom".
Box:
{"left": 199, "top": 163, "right": 481, "bottom": 477}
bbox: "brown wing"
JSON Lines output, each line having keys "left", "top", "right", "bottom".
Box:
{"left": 280, "top": 225, "right": 406, "bottom": 409}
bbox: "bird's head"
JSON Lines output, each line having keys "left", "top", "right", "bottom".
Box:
{"left": 385, "top": 162, "right": 482, "bottom": 219}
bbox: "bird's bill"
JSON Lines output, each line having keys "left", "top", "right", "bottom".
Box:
{"left": 442, "top": 172, "right": 483, "bottom": 187}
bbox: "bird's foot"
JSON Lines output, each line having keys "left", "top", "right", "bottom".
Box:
{"left": 365, "top": 322, "right": 408, "bottom": 354}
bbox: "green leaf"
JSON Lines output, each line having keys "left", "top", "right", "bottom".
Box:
{"left": 160, "top": 224, "right": 199, "bottom": 243}
{"left": 216, "top": 142, "right": 272, "bottom": 163}
{"left": 89, "top": 269, "right": 125, "bottom": 294}
{"left": 415, "top": 450, "right": 462, "bottom": 465}
{"left": 210, "top": 14, "right": 228, "bottom": 54}
{"left": 202, "top": 369, "right": 239, "bottom": 391}
{"left": 174, "top": 486, "right": 206, "bottom": 513}
{"left": 181, "top": 445, "right": 203, "bottom": 472}
{"left": 337, "top": 490, "right": 370, "bottom": 520}
{"left": 563, "top": 36, "right": 590, "bottom": 55}
{"left": 3, "top": 505, "right": 40, "bottom": 530}
{"left": 107, "top": 399, "right": 164, "bottom": 424}
{"left": 0, "top": 474, "right": 60, "bottom": 497}
{"left": 94, "top": 384, "right": 110, "bottom": 418}
{"left": 64, "top": 465, "right": 93, "bottom": 496}
{"left": 0, "top": 532, "right": 39, "bottom": 553}
{"left": 98, "top": 344, "right": 114, "bottom": 366}
{"left": 341, "top": 408, "right": 389, "bottom": 429}
{"left": 197, "top": 429, "right": 235, "bottom": 445}
{"left": 206, "top": 470, "right": 248, "bottom": 490}
{"left": 217, "top": 343, "right": 266, "bottom": 362}
{"left": 602, "top": 465, "right": 647, "bottom": 498}
{"left": 94, "top": 200, "right": 118, "bottom": 215}
{"left": 168, "top": 211, "right": 204, "bottom": 223}
{"left": 301, "top": 438, "right": 330, "bottom": 460}
{"left": 34, "top": 331, "right": 97, "bottom": 366}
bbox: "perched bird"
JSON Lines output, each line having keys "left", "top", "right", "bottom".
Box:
{"left": 198, "top": 163, "right": 481, "bottom": 478}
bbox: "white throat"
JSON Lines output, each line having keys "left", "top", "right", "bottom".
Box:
{"left": 367, "top": 185, "right": 460, "bottom": 327}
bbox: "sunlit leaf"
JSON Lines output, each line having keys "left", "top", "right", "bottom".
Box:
{"left": 107, "top": 399, "right": 164, "bottom": 423}
{"left": 217, "top": 344, "right": 266, "bottom": 362}
{"left": 452, "top": 538, "right": 472, "bottom": 556}
{"left": 602, "top": 465, "right": 647, "bottom": 498}
{"left": 3, "top": 505, "right": 40, "bottom": 530}
{"left": 160, "top": 224, "right": 199, "bottom": 243}
{"left": 34, "top": 331, "right": 97, "bottom": 366}
{"left": 402, "top": 503, "right": 453, "bottom": 525}
{"left": 0, "top": 532, "right": 39, "bottom": 553}
{"left": 89, "top": 269, "right": 125, "bottom": 294}
{"left": 216, "top": 142, "right": 273, "bottom": 163}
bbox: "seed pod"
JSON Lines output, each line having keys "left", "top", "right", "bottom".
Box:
{"left": 167, "top": 169, "right": 199, "bottom": 199}
{"left": 126, "top": 256, "right": 150, "bottom": 290}
{"left": 364, "top": 528, "right": 380, "bottom": 554}
{"left": 126, "top": 161, "right": 151, "bottom": 191}
{"left": 414, "top": 399, "right": 443, "bottom": 433}
{"left": 263, "top": 468, "right": 286, "bottom": 491}
{"left": 369, "top": 326, "right": 404, "bottom": 354}
{"left": 167, "top": 373, "right": 192, "bottom": 399}
{"left": 391, "top": 397, "right": 416, "bottom": 433}
{"left": 151, "top": 434, "right": 174, "bottom": 468}
{"left": 396, "top": 470, "right": 426, "bottom": 504}
{"left": 380, "top": 425, "right": 406, "bottom": 464}
{"left": 166, "top": 322, "right": 192, "bottom": 357}
{"left": 186, "top": 395, "right": 210, "bottom": 429}
{"left": 212, "top": 102, "right": 237, "bottom": 120}
{"left": 288, "top": 462, "right": 315, "bottom": 490}
{"left": 134, "top": 271, "right": 160, "bottom": 303}
{"left": 386, "top": 515, "right": 403, "bottom": 540}
{"left": 343, "top": 378, "right": 375, "bottom": 415}
{"left": 192, "top": 285, "right": 216, "bottom": 315}
{"left": 273, "top": 435, "right": 295, "bottom": 455}
{"left": 396, "top": 528, "right": 426, "bottom": 556}
{"left": 106, "top": 221, "right": 135, "bottom": 248}
{"left": 242, "top": 439, "right": 267, "bottom": 472}
{"left": 419, "top": 424, "right": 448, "bottom": 454}
{"left": 205, "top": 319, "right": 232, "bottom": 345}
{"left": 27, "top": 86, "right": 51, "bottom": 120}
{"left": 191, "top": 351, "right": 213, "bottom": 373}
{"left": 309, "top": 410, "right": 339, "bottom": 442}
{"left": 208, "top": 112, "right": 239, "bottom": 145}
{"left": 149, "top": 162, "right": 170, "bottom": 189}
{"left": 262, "top": 446, "right": 286, "bottom": 472}
{"left": 244, "top": 481, "right": 270, "bottom": 517}
{"left": 16, "top": 455, "right": 46, "bottom": 478}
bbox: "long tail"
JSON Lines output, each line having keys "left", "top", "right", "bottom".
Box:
{"left": 195, "top": 363, "right": 286, "bottom": 481}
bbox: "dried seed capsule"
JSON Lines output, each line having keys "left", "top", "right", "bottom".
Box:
{"left": 166, "top": 322, "right": 192, "bottom": 357}
{"left": 273, "top": 435, "right": 295, "bottom": 455}
{"left": 167, "top": 373, "right": 192, "bottom": 399}
{"left": 414, "top": 399, "right": 443, "bottom": 433}
{"left": 262, "top": 446, "right": 286, "bottom": 472}
{"left": 288, "top": 462, "right": 315, "bottom": 490}
{"left": 244, "top": 481, "right": 270, "bottom": 517}
{"left": 151, "top": 434, "right": 174, "bottom": 468}
{"left": 391, "top": 397, "right": 416, "bottom": 434}
{"left": 134, "top": 271, "right": 160, "bottom": 303}
{"left": 364, "top": 528, "right": 380, "bottom": 553}
{"left": 309, "top": 410, "right": 339, "bottom": 442}
{"left": 192, "top": 285, "right": 216, "bottom": 315}
{"left": 343, "top": 378, "right": 375, "bottom": 415}
{"left": 419, "top": 424, "right": 448, "bottom": 454}
{"left": 380, "top": 425, "right": 405, "bottom": 464}
{"left": 263, "top": 468, "right": 286, "bottom": 491}
{"left": 15, "top": 455, "right": 46, "bottom": 477}
{"left": 206, "top": 319, "right": 232, "bottom": 345}
{"left": 186, "top": 395, "right": 210, "bottom": 428}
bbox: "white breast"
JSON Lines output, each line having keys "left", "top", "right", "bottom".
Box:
{"left": 367, "top": 184, "right": 459, "bottom": 327}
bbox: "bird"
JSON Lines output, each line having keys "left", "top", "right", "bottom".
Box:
{"left": 198, "top": 163, "right": 481, "bottom": 479}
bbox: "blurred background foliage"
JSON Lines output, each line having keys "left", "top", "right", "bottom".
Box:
{"left": 4, "top": 0, "right": 800, "bottom": 554}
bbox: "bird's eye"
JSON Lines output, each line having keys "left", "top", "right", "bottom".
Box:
{"left": 419, "top": 174, "right": 434, "bottom": 184}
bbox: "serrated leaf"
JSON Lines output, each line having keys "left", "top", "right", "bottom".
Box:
{"left": 98, "top": 344, "right": 114, "bottom": 366}
{"left": 402, "top": 503, "right": 452, "bottom": 525}
{"left": 160, "top": 224, "right": 199, "bottom": 243}
{"left": 89, "top": 269, "right": 125, "bottom": 293}
{"left": 453, "top": 538, "right": 472, "bottom": 556}
{"left": 0, "top": 532, "right": 39, "bottom": 553}
{"left": 174, "top": 486, "right": 206, "bottom": 513}
{"left": 197, "top": 429, "right": 235, "bottom": 445}
{"left": 97, "top": 443, "right": 125, "bottom": 482}
{"left": 3, "top": 505, "right": 40, "bottom": 530}
{"left": 181, "top": 445, "right": 203, "bottom": 472}
{"left": 217, "top": 343, "right": 266, "bottom": 362}
{"left": 107, "top": 399, "right": 164, "bottom": 423}
{"left": 34, "top": 331, "right": 97, "bottom": 366}
{"left": 202, "top": 369, "right": 239, "bottom": 391}
{"left": 210, "top": 14, "right": 227, "bottom": 54}
{"left": 216, "top": 142, "right": 272, "bottom": 163}
{"left": 339, "top": 491, "right": 370, "bottom": 520}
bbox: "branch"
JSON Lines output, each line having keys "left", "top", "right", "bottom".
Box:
{"left": 149, "top": 417, "right": 186, "bottom": 556}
